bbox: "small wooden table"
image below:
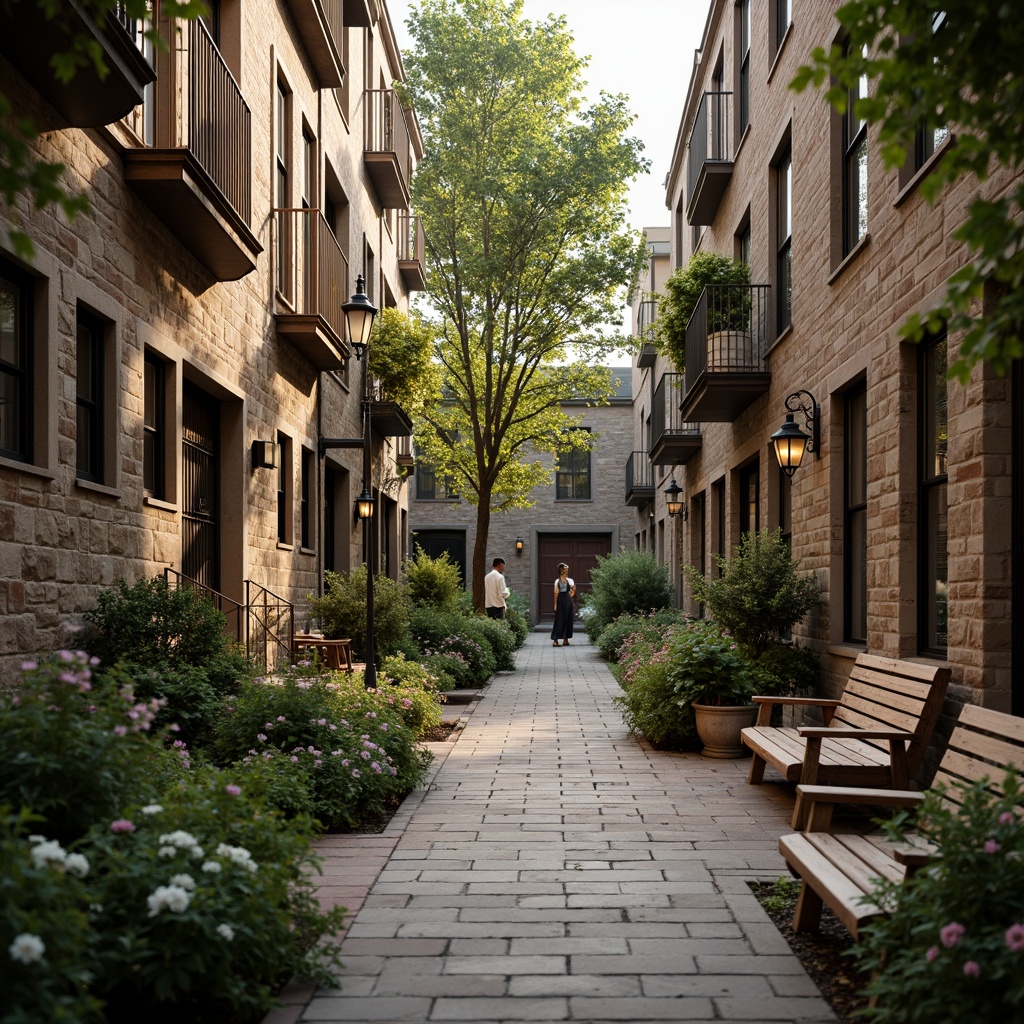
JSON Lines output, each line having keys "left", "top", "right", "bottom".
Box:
{"left": 292, "top": 634, "right": 353, "bottom": 673}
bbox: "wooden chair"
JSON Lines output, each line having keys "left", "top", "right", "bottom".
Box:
{"left": 779, "top": 703, "right": 1024, "bottom": 938}
{"left": 741, "top": 653, "right": 950, "bottom": 828}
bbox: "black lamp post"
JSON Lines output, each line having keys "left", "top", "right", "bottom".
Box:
{"left": 342, "top": 276, "right": 378, "bottom": 688}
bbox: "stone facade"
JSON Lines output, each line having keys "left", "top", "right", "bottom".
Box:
{"left": 0, "top": 1, "right": 423, "bottom": 681}
{"left": 644, "top": 0, "right": 1020, "bottom": 733}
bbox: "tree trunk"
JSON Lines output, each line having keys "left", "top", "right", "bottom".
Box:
{"left": 471, "top": 494, "right": 492, "bottom": 612}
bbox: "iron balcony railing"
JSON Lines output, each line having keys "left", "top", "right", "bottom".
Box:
{"left": 365, "top": 88, "right": 413, "bottom": 187}
{"left": 687, "top": 90, "right": 733, "bottom": 203}
{"left": 397, "top": 212, "right": 425, "bottom": 264}
{"left": 322, "top": 0, "right": 344, "bottom": 48}
{"left": 651, "top": 372, "right": 701, "bottom": 446}
{"left": 274, "top": 207, "right": 349, "bottom": 339}
{"left": 637, "top": 299, "right": 658, "bottom": 341}
{"left": 683, "top": 284, "right": 771, "bottom": 389}
{"left": 625, "top": 450, "right": 654, "bottom": 501}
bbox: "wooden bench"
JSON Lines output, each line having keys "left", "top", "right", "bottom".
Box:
{"left": 292, "top": 634, "right": 353, "bottom": 673}
{"left": 742, "top": 653, "right": 951, "bottom": 828}
{"left": 778, "top": 702, "right": 1024, "bottom": 938}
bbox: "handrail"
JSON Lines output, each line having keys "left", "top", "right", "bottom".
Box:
{"left": 397, "top": 212, "right": 425, "bottom": 265}
{"left": 246, "top": 580, "right": 295, "bottom": 674}
{"left": 163, "top": 567, "right": 243, "bottom": 644}
{"left": 626, "top": 451, "right": 654, "bottom": 496}
{"left": 365, "top": 88, "right": 412, "bottom": 192}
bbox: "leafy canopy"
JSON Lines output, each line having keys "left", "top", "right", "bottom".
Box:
{"left": 791, "top": 2, "right": 1024, "bottom": 382}
{"left": 399, "top": 0, "right": 649, "bottom": 605}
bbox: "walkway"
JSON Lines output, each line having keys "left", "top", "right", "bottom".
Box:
{"left": 266, "top": 633, "right": 837, "bottom": 1024}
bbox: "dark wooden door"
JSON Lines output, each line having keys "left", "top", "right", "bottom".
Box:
{"left": 182, "top": 382, "right": 219, "bottom": 589}
{"left": 536, "top": 533, "right": 612, "bottom": 622}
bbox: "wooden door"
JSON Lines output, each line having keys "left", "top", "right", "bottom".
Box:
{"left": 536, "top": 533, "right": 611, "bottom": 622}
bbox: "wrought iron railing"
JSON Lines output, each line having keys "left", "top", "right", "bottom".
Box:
{"left": 274, "top": 207, "right": 349, "bottom": 339}
{"left": 397, "top": 212, "right": 425, "bottom": 265}
{"left": 365, "top": 88, "right": 413, "bottom": 188}
{"left": 246, "top": 580, "right": 295, "bottom": 674}
{"left": 626, "top": 451, "right": 654, "bottom": 498}
{"left": 683, "top": 284, "right": 771, "bottom": 390}
{"left": 687, "top": 90, "right": 733, "bottom": 202}
{"left": 637, "top": 299, "right": 658, "bottom": 341}
{"left": 164, "top": 567, "right": 243, "bottom": 644}
{"left": 651, "top": 372, "right": 702, "bottom": 447}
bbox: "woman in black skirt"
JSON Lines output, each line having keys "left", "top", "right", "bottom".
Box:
{"left": 551, "top": 563, "right": 576, "bottom": 647}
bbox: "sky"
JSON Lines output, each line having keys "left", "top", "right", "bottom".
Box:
{"left": 385, "top": 0, "right": 710, "bottom": 336}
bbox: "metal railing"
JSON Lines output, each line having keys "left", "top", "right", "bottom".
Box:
{"left": 397, "top": 212, "right": 425, "bottom": 265}
{"left": 321, "top": 0, "right": 343, "bottom": 50}
{"left": 687, "top": 90, "right": 733, "bottom": 202}
{"left": 637, "top": 299, "right": 658, "bottom": 341}
{"left": 626, "top": 451, "right": 654, "bottom": 499}
{"left": 164, "top": 567, "right": 244, "bottom": 644}
{"left": 365, "top": 88, "right": 413, "bottom": 188}
{"left": 652, "top": 372, "right": 702, "bottom": 446}
{"left": 684, "top": 284, "right": 771, "bottom": 390}
{"left": 246, "top": 580, "right": 295, "bottom": 674}
{"left": 274, "top": 207, "right": 349, "bottom": 339}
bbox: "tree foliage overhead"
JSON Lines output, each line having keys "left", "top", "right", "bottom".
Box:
{"left": 791, "top": 1, "right": 1024, "bottom": 383}
{"left": 400, "top": 0, "right": 648, "bottom": 606}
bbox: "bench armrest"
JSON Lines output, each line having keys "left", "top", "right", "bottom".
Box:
{"left": 796, "top": 784, "right": 923, "bottom": 832}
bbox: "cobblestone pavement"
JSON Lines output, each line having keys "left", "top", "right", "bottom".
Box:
{"left": 263, "top": 632, "right": 835, "bottom": 1024}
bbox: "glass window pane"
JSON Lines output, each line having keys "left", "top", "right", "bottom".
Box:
{"left": 0, "top": 280, "right": 18, "bottom": 366}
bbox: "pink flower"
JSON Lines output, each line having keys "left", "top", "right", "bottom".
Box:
{"left": 962, "top": 961, "right": 981, "bottom": 977}
{"left": 110, "top": 819, "right": 135, "bottom": 833}
{"left": 1005, "top": 924, "right": 1024, "bottom": 952}
{"left": 112, "top": 725, "right": 127, "bottom": 737}
{"left": 926, "top": 945, "right": 940, "bottom": 962}
{"left": 984, "top": 839, "right": 1001, "bottom": 854}
{"left": 999, "top": 811, "right": 1016, "bottom": 826}
{"left": 225, "top": 785, "right": 241, "bottom": 796}
{"left": 940, "top": 922, "right": 966, "bottom": 948}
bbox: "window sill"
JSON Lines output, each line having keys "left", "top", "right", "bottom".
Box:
{"left": 75, "top": 478, "right": 122, "bottom": 500}
{"left": 827, "top": 644, "right": 866, "bottom": 661}
{"left": 765, "top": 321, "right": 793, "bottom": 359}
{"left": 299, "top": 546, "right": 317, "bottom": 557}
{"left": 828, "top": 233, "right": 872, "bottom": 285}
{"left": 144, "top": 496, "right": 178, "bottom": 513}
{"left": 276, "top": 542, "right": 294, "bottom": 552}
{"left": 766, "top": 21, "right": 794, "bottom": 85}
{"left": 894, "top": 134, "right": 955, "bottom": 208}
{"left": 0, "top": 455, "right": 56, "bottom": 480}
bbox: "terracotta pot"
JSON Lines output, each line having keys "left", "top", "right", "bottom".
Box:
{"left": 691, "top": 702, "right": 758, "bottom": 758}
{"left": 707, "top": 330, "right": 753, "bottom": 370}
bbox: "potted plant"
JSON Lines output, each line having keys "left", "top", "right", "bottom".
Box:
{"left": 665, "top": 619, "right": 757, "bottom": 757}
{"left": 655, "top": 252, "right": 751, "bottom": 372}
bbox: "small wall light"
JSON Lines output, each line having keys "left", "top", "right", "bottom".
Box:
{"left": 515, "top": 536, "right": 524, "bottom": 555}
{"left": 252, "top": 439, "right": 280, "bottom": 470}
{"left": 342, "top": 275, "right": 377, "bottom": 359}
{"left": 772, "top": 389, "right": 820, "bottom": 478}
{"left": 664, "top": 477, "right": 687, "bottom": 519}
{"left": 354, "top": 488, "right": 375, "bottom": 520}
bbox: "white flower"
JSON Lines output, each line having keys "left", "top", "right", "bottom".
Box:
{"left": 9, "top": 933, "right": 45, "bottom": 964}
{"left": 140, "top": 804, "right": 164, "bottom": 815}
{"left": 201, "top": 860, "right": 222, "bottom": 874}
{"left": 158, "top": 830, "right": 199, "bottom": 849}
{"left": 169, "top": 873, "right": 196, "bottom": 891}
{"left": 64, "top": 853, "right": 90, "bottom": 878}
{"left": 215, "top": 843, "right": 256, "bottom": 871}
{"left": 216, "top": 923, "right": 235, "bottom": 941}
{"left": 158, "top": 846, "right": 177, "bottom": 858}
{"left": 30, "top": 840, "right": 67, "bottom": 869}
{"left": 147, "top": 884, "right": 192, "bottom": 917}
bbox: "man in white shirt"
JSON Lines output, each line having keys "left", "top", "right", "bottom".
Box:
{"left": 484, "top": 558, "right": 510, "bottom": 619}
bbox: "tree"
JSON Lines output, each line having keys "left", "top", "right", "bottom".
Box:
{"left": 1, "top": 0, "right": 205, "bottom": 256}
{"left": 400, "top": 0, "right": 649, "bottom": 609}
{"left": 791, "top": 2, "right": 1024, "bottom": 383}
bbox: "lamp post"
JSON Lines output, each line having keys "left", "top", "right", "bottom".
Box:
{"left": 342, "top": 276, "right": 378, "bottom": 688}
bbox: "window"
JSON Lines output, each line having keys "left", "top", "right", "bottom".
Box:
{"left": 275, "top": 78, "right": 291, "bottom": 297}
{"left": 556, "top": 430, "right": 591, "bottom": 500}
{"left": 0, "top": 258, "right": 32, "bottom": 462}
{"left": 737, "top": 0, "right": 751, "bottom": 136}
{"left": 76, "top": 309, "right": 104, "bottom": 482}
{"left": 920, "top": 335, "right": 948, "bottom": 655}
{"left": 143, "top": 352, "right": 165, "bottom": 498}
{"left": 277, "top": 431, "right": 293, "bottom": 545}
{"left": 415, "top": 463, "right": 459, "bottom": 501}
{"left": 773, "top": 0, "right": 792, "bottom": 55}
{"left": 712, "top": 477, "right": 726, "bottom": 572}
{"left": 776, "top": 146, "right": 793, "bottom": 333}
{"left": 301, "top": 129, "right": 315, "bottom": 308}
{"left": 300, "top": 446, "right": 313, "bottom": 550}
{"left": 916, "top": 13, "right": 949, "bottom": 170}
{"left": 843, "top": 41, "right": 868, "bottom": 254}
{"left": 738, "top": 460, "right": 760, "bottom": 537}
{"left": 844, "top": 382, "right": 868, "bottom": 643}
{"left": 736, "top": 219, "right": 751, "bottom": 267}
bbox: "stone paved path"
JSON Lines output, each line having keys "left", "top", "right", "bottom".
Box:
{"left": 267, "top": 632, "right": 836, "bottom": 1024}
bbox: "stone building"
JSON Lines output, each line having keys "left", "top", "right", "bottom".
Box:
{"left": 409, "top": 373, "right": 634, "bottom": 627}
{"left": 642, "top": 0, "right": 1020, "bottom": 716}
{"left": 0, "top": 0, "right": 425, "bottom": 680}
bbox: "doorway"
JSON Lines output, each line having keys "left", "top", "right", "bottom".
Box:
{"left": 182, "top": 382, "right": 220, "bottom": 589}
{"left": 536, "top": 533, "right": 612, "bottom": 623}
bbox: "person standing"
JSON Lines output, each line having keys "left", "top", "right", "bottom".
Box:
{"left": 484, "top": 557, "right": 510, "bottom": 619}
{"left": 550, "top": 563, "right": 575, "bottom": 646}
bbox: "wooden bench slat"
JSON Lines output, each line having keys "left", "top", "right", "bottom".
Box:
{"left": 854, "top": 654, "right": 952, "bottom": 686}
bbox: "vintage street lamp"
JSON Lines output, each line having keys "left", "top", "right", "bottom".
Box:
{"left": 772, "top": 390, "right": 819, "bottom": 478}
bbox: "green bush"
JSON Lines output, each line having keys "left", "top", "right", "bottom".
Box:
{"left": 409, "top": 608, "right": 496, "bottom": 686}
{"left": 597, "top": 608, "right": 689, "bottom": 662}
{"left": 585, "top": 550, "right": 674, "bottom": 639}
{"left": 665, "top": 619, "right": 756, "bottom": 706}
{"left": 505, "top": 605, "right": 530, "bottom": 649}
{"left": 854, "top": 770, "right": 1024, "bottom": 1022}
{"left": 403, "top": 545, "right": 463, "bottom": 610}
{"left": 420, "top": 652, "right": 472, "bottom": 690}
{"left": 377, "top": 654, "right": 446, "bottom": 734}
{"left": 686, "top": 528, "right": 819, "bottom": 659}
{"left": 472, "top": 615, "right": 518, "bottom": 672}
{"left": 310, "top": 567, "right": 413, "bottom": 660}
{"left": 751, "top": 641, "right": 820, "bottom": 698}
{"left": 613, "top": 655, "right": 699, "bottom": 750}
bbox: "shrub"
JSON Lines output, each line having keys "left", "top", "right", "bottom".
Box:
{"left": 585, "top": 550, "right": 674, "bottom": 639}
{"left": 409, "top": 608, "right": 496, "bottom": 686}
{"left": 403, "top": 545, "right": 462, "bottom": 610}
{"left": 471, "top": 615, "right": 518, "bottom": 672}
{"left": 420, "top": 651, "right": 473, "bottom": 690}
{"left": 597, "top": 608, "right": 688, "bottom": 663}
{"left": 751, "top": 641, "right": 820, "bottom": 698}
{"left": 665, "top": 619, "right": 756, "bottom": 706}
{"left": 505, "top": 605, "right": 530, "bottom": 649}
{"left": 310, "top": 568, "right": 413, "bottom": 660}
{"left": 613, "top": 655, "right": 699, "bottom": 750}
{"left": 686, "top": 528, "right": 819, "bottom": 659}
{"left": 377, "top": 654, "right": 446, "bottom": 735}
{"left": 854, "top": 770, "right": 1024, "bottom": 1022}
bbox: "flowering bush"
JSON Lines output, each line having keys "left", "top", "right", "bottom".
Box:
{"left": 377, "top": 655, "right": 446, "bottom": 733}
{"left": 584, "top": 549, "right": 674, "bottom": 639}
{"left": 409, "top": 608, "right": 496, "bottom": 685}
{"left": 213, "top": 671, "right": 432, "bottom": 830}
{"left": 854, "top": 769, "right": 1024, "bottom": 1021}
{"left": 597, "top": 609, "right": 688, "bottom": 664}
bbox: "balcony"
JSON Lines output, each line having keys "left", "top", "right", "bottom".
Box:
{"left": 395, "top": 435, "right": 416, "bottom": 470}
{"left": 397, "top": 213, "right": 426, "bottom": 291}
{"left": 1, "top": 1, "right": 155, "bottom": 127}
{"left": 368, "top": 383, "right": 414, "bottom": 438}
{"left": 679, "top": 284, "right": 772, "bottom": 423}
{"left": 650, "top": 373, "right": 703, "bottom": 466}
{"left": 344, "top": 0, "right": 375, "bottom": 26}
{"left": 364, "top": 88, "right": 413, "bottom": 209}
{"left": 686, "top": 91, "right": 734, "bottom": 226}
{"left": 625, "top": 452, "right": 655, "bottom": 507}
{"left": 123, "top": 17, "right": 261, "bottom": 281}
{"left": 636, "top": 299, "right": 658, "bottom": 367}
{"left": 284, "top": 0, "right": 344, "bottom": 87}
{"left": 274, "top": 208, "right": 350, "bottom": 370}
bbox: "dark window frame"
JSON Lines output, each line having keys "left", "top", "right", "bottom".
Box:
{"left": 776, "top": 145, "right": 793, "bottom": 333}
{"left": 143, "top": 351, "right": 165, "bottom": 498}
{"left": 0, "top": 258, "right": 33, "bottom": 463}
{"left": 300, "top": 446, "right": 313, "bottom": 550}
{"left": 75, "top": 308, "right": 105, "bottom": 482}
{"left": 738, "top": 0, "right": 751, "bottom": 136}
{"left": 919, "top": 334, "right": 948, "bottom": 656}
{"left": 842, "top": 42, "right": 869, "bottom": 255}
{"left": 844, "top": 382, "right": 868, "bottom": 644}
{"left": 555, "top": 428, "right": 592, "bottom": 501}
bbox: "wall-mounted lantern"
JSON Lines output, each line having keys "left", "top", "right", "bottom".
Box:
{"left": 515, "top": 536, "right": 524, "bottom": 555}
{"left": 252, "top": 439, "right": 280, "bottom": 470}
{"left": 664, "top": 477, "right": 687, "bottom": 520}
{"left": 771, "top": 389, "right": 820, "bottom": 478}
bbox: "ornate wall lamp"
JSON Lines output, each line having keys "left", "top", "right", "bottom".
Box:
{"left": 771, "top": 389, "right": 820, "bottom": 478}
{"left": 664, "top": 477, "right": 687, "bottom": 520}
